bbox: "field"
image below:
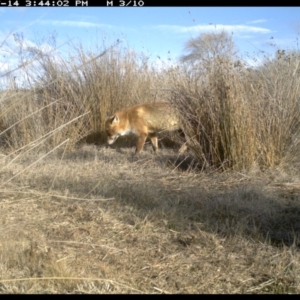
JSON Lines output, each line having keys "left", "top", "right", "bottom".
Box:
{"left": 1, "top": 31, "right": 300, "bottom": 293}
{"left": 0, "top": 145, "right": 300, "bottom": 293}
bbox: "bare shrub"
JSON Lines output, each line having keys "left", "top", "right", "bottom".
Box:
{"left": 170, "top": 32, "right": 254, "bottom": 170}
{"left": 170, "top": 32, "right": 300, "bottom": 170}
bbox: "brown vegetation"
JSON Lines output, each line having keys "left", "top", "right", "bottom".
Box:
{"left": 0, "top": 31, "right": 300, "bottom": 293}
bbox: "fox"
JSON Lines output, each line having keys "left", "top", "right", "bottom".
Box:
{"left": 105, "top": 102, "right": 186, "bottom": 154}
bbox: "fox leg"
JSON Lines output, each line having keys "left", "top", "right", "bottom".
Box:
{"left": 135, "top": 133, "right": 148, "bottom": 154}
{"left": 149, "top": 133, "right": 158, "bottom": 152}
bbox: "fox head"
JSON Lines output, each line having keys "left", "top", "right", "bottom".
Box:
{"left": 105, "top": 115, "right": 121, "bottom": 145}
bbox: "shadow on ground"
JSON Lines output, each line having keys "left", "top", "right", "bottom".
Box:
{"left": 15, "top": 145, "right": 300, "bottom": 248}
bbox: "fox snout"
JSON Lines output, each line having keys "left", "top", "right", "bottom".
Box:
{"left": 106, "top": 135, "right": 118, "bottom": 145}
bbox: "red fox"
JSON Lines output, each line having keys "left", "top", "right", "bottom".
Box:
{"left": 105, "top": 102, "right": 186, "bottom": 154}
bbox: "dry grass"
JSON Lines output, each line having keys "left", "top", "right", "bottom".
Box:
{"left": 0, "top": 38, "right": 168, "bottom": 151}
{"left": 169, "top": 33, "right": 300, "bottom": 170}
{"left": 1, "top": 30, "right": 300, "bottom": 294}
{"left": 1, "top": 145, "right": 300, "bottom": 293}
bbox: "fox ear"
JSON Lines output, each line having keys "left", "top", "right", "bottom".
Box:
{"left": 111, "top": 115, "right": 119, "bottom": 124}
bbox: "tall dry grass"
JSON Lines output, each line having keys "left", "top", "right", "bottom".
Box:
{"left": 1, "top": 31, "right": 300, "bottom": 171}
{"left": 169, "top": 60, "right": 256, "bottom": 170}
{"left": 0, "top": 37, "right": 166, "bottom": 153}
{"left": 168, "top": 33, "right": 300, "bottom": 170}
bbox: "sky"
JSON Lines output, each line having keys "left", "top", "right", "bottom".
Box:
{"left": 1, "top": 7, "right": 300, "bottom": 85}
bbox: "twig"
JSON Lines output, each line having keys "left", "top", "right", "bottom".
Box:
{"left": 0, "top": 277, "right": 142, "bottom": 293}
